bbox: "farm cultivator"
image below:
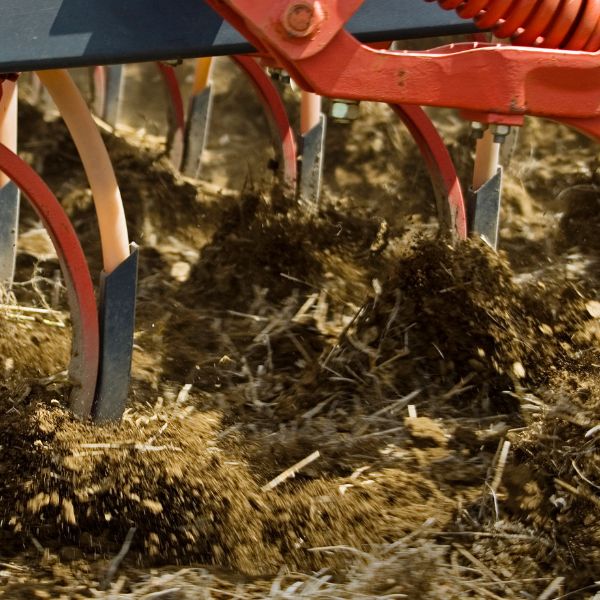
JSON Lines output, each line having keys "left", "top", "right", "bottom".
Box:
{"left": 1, "top": 0, "right": 599, "bottom": 423}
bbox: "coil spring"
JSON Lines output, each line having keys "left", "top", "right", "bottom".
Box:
{"left": 426, "top": 0, "right": 600, "bottom": 51}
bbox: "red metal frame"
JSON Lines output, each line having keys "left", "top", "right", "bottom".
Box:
{"left": 0, "top": 143, "right": 100, "bottom": 420}
{"left": 206, "top": 0, "right": 600, "bottom": 140}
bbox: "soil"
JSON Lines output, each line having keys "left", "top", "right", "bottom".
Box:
{"left": 1, "top": 58, "right": 599, "bottom": 598}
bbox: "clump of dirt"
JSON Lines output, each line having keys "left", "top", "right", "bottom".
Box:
{"left": 176, "top": 197, "right": 382, "bottom": 311}
{"left": 0, "top": 314, "right": 68, "bottom": 381}
{"left": 3, "top": 233, "right": 594, "bottom": 587}
{"left": 0, "top": 399, "right": 280, "bottom": 573}
{"left": 0, "top": 388, "right": 457, "bottom": 577}
{"left": 325, "top": 238, "right": 585, "bottom": 418}
{"left": 503, "top": 368, "right": 600, "bottom": 587}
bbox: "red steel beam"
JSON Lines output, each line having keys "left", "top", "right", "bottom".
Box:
{"left": 207, "top": 0, "right": 600, "bottom": 133}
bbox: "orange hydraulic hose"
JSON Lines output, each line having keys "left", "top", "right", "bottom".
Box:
{"left": 473, "top": 128, "right": 500, "bottom": 190}
{"left": 428, "top": 0, "right": 600, "bottom": 51}
{"left": 36, "top": 69, "right": 129, "bottom": 274}
{"left": 300, "top": 91, "right": 321, "bottom": 135}
{"left": 0, "top": 80, "right": 17, "bottom": 188}
{"left": 192, "top": 57, "right": 213, "bottom": 94}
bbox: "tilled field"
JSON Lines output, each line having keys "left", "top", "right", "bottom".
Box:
{"left": 0, "top": 61, "right": 599, "bottom": 598}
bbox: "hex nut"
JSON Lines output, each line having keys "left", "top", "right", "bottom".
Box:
{"left": 282, "top": 1, "right": 324, "bottom": 38}
{"left": 330, "top": 101, "right": 360, "bottom": 122}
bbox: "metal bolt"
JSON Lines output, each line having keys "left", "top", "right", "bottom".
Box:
{"left": 282, "top": 1, "right": 324, "bottom": 38}
{"left": 268, "top": 68, "right": 291, "bottom": 85}
{"left": 159, "top": 59, "right": 183, "bottom": 68}
{"left": 492, "top": 124, "right": 511, "bottom": 143}
{"left": 470, "top": 121, "right": 488, "bottom": 140}
{"left": 330, "top": 100, "right": 360, "bottom": 122}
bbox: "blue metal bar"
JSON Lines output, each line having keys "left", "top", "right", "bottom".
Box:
{"left": 0, "top": 0, "right": 476, "bottom": 73}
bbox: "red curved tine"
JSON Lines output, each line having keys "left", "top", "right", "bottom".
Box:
{"left": 0, "top": 144, "right": 100, "bottom": 420}
{"left": 155, "top": 63, "right": 187, "bottom": 169}
{"left": 390, "top": 104, "right": 467, "bottom": 240}
{"left": 232, "top": 55, "right": 298, "bottom": 193}
{"left": 92, "top": 66, "right": 107, "bottom": 118}
{"left": 92, "top": 63, "right": 186, "bottom": 166}
{"left": 99, "top": 59, "right": 297, "bottom": 191}
{"left": 91, "top": 65, "right": 124, "bottom": 128}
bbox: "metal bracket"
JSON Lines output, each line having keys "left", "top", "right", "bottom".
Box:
{"left": 298, "top": 113, "right": 326, "bottom": 212}
{"left": 93, "top": 243, "right": 139, "bottom": 422}
{"left": 102, "top": 65, "right": 124, "bottom": 127}
{"left": 181, "top": 86, "right": 213, "bottom": 178}
{"left": 0, "top": 181, "right": 20, "bottom": 288}
{"left": 467, "top": 168, "right": 502, "bottom": 250}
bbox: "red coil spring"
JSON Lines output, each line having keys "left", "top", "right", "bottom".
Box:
{"left": 426, "top": 0, "right": 600, "bottom": 51}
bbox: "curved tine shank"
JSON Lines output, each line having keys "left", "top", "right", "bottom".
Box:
{"left": 0, "top": 80, "right": 20, "bottom": 286}
{"left": 36, "top": 69, "right": 130, "bottom": 275}
{"left": 156, "top": 62, "right": 187, "bottom": 171}
{"left": 0, "top": 143, "right": 100, "bottom": 419}
{"left": 181, "top": 58, "right": 214, "bottom": 178}
{"left": 232, "top": 55, "right": 298, "bottom": 194}
{"left": 390, "top": 104, "right": 467, "bottom": 239}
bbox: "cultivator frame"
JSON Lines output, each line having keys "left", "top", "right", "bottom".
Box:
{"left": 1, "top": 0, "right": 599, "bottom": 422}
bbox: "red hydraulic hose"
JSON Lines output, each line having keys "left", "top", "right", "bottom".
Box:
{"left": 428, "top": 0, "right": 600, "bottom": 51}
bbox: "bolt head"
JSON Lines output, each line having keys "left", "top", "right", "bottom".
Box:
{"left": 493, "top": 124, "right": 511, "bottom": 136}
{"left": 331, "top": 102, "right": 349, "bottom": 120}
{"left": 492, "top": 124, "right": 511, "bottom": 143}
{"left": 268, "top": 68, "right": 291, "bottom": 85}
{"left": 282, "top": 1, "right": 324, "bottom": 38}
{"left": 471, "top": 121, "right": 487, "bottom": 139}
{"left": 330, "top": 100, "right": 360, "bottom": 122}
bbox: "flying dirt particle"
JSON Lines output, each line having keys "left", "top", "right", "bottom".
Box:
{"left": 405, "top": 417, "right": 447, "bottom": 446}
{"left": 61, "top": 499, "right": 77, "bottom": 525}
{"left": 539, "top": 324, "right": 554, "bottom": 336}
{"left": 141, "top": 499, "right": 164, "bottom": 514}
{"left": 171, "top": 261, "right": 191, "bottom": 282}
{"left": 574, "top": 320, "right": 600, "bottom": 345}
{"left": 62, "top": 455, "right": 84, "bottom": 472}
{"left": 512, "top": 361, "right": 526, "bottom": 379}
{"left": 37, "top": 413, "right": 57, "bottom": 434}
{"left": 27, "top": 493, "right": 50, "bottom": 513}
{"left": 585, "top": 300, "right": 600, "bottom": 319}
